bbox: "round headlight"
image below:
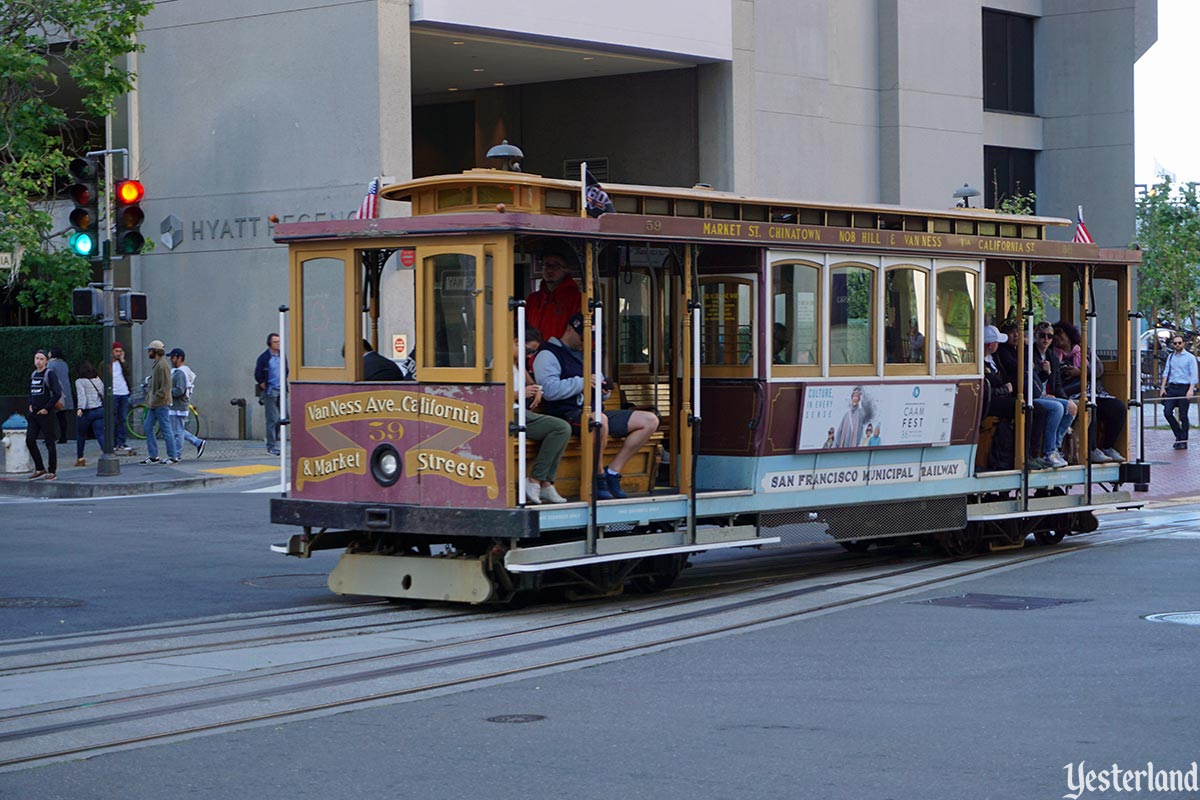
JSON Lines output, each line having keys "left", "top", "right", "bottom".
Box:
{"left": 370, "top": 444, "right": 402, "bottom": 486}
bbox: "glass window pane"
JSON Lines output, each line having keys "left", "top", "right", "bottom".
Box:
{"left": 885, "top": 268, "right": 927, "bottom": 364}
{"left": 772, "top": 263, "right": 819, "bottom": 365}
{"left": 301, "top": 257, "right": 345, "bottom": 368}
{"left": 701, "top": 281, "right": 752, "bottom": 366}
{"left": 830, "top": 266, "right": 873, "bottom": 365}
{"left": 428, "top": 253, "right": 477, "bottom": 368}
{"left": 619, "top": 271, "right": 652, "bottom": 364}
{"left": 1093, "top": 278, "right": 1119, "bottom": 361}
{"left": 936, "top": 271, "right": 977, "bottom": 364}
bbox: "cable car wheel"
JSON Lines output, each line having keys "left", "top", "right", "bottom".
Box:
{"left": 1032, "top": 515, "right": 1069, "bottom": 546}
{"left": 932, "top": 524, "right": 982, "bottom": 557}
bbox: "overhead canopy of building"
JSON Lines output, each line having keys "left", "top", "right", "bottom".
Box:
{"left": 409, "top": 0, "right": 732, "bottom": 95}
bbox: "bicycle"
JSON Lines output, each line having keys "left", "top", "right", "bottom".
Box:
{"left": 126, "top": 378, "right": 203, "bottom": 440}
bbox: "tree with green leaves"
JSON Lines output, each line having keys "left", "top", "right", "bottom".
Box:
{"left": 1136, "top": 174, "right": 1200, "bottom": 331}
{"left": 1, "top": 0, "right": 153, "bottom": 322}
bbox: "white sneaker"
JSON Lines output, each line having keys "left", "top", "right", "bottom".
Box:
{"left": 540, "top": 484, "right": 568, "bottom": 504}
{"left": 1089, "top": 448, "right": 1111, "bottom": 464}
{"left": 1102, "top": 448, "right": 1125, "bottom": 463}
{"left": 524, "top": 478, "right": 542, "bottom": 504}
{"left": 1046, "top": 451, "right": 1068, "bottom": 469}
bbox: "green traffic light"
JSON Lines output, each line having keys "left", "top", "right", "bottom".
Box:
{"left": 69, "top": 231, "right": 95, "bottom": 256}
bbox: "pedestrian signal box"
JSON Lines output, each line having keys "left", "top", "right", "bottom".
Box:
{"left": 118, "top": 292, "right": 148, "bottom": 323}
{"left": 72, "top": 287, "right": 103, "bottom": 319}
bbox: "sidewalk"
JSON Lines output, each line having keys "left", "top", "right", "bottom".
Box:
{"left": 0, "top": 438, "right": 282, "bottom": 499}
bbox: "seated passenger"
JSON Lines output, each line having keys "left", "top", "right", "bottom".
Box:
{"left": 526, "top": 240, "right": 583, "bottom": 340}
{"left": 1053, "top": 321, "right": 1083, "bottom": 396}
{"left": 1030, "top": 321, "right": 1076, "bottom": 469}
{"left": 362, "top": 339, "right": 410, "bottom": 381}
{"left": 514, "top": 328, "right": 570, "bottom": 504}
{"left": 983, "top": 325, "right": 1016, "bottom": 421}
{"left": 533, "top": 312, "right": 660, "bottom": 500}
{"left": 1071, "top": 352, "right": 1127, "bottom": 465}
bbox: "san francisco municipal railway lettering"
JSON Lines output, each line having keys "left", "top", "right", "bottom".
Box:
{"left": 762, "top": 460, "right": 966, "bottom": 492}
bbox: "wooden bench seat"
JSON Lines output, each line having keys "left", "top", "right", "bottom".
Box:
{"left": 523, "top": 430, "right": 663, "bottom": 500}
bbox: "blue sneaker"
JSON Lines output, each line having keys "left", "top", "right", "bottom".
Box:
{"left": 595, "top": 476, "right": 613, "bottom": 501}
{"left": 605, "top": 470, "right": 627, "bottom": 499}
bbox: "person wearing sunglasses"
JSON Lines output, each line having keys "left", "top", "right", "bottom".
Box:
{"left": 1029, "top": 321, "right": 1076, "bottom": 468}
{"left": 1160, "top": 336, "right": 1197, "bottom": 450}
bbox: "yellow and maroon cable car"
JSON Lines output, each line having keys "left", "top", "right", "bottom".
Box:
{"left": 269, "top": 162, "right": 1148, "bottom": 603}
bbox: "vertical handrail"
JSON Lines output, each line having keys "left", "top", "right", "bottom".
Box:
{"left": 513, "top": 298, "right": 527, "bottom": 506}
{"left": 1021, "top": 263, "right": 1033, "bottom": 512}
{"left": 688, "top": 246, "right": 701, "bottom": 545}
{"left": 1083, "top": 267, "right": 1094, "bottom": 503}
{"left": 1131, "top": 310, "right": 1145, "bottom": 465}
{"left": 586, "top": 242, "right": 602, "bottom": 555}
{"left": 278, "top": 303, "right": 290, "bottom": 496}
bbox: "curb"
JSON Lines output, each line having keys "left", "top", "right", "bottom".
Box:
{"left": 0, "top": 472, "right": 239, "bottom": 499}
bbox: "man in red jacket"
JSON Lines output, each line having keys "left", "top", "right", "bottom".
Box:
{"left": 526, "top": 242, "right": 582, "bottom": 340}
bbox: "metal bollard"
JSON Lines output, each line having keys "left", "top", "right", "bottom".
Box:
{"left": 230, "top": 398, "right": 247, "bottom": 440}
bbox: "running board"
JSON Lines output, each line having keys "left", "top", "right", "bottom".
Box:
{"left": 505, "top": 525, "right": 778, "bottom": 573}
{"left": 969, "top": 491, "right": 1142, "bottom": 521}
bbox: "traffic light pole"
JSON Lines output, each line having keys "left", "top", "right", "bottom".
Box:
{"left": 98, "top": 239, "right": 120, "bottom": 477}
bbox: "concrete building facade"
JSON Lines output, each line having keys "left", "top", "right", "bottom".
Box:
{"left": 118, "top": 0, "right": 1156, "bottom": 437}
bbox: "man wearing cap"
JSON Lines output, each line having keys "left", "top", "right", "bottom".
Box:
{"left": 168, "top": 348, "right": 207, "bottom": 458}
{"left": 140, "top": 340, "right": 181, "bottom": 464}
{"left": 533, "top": 312, "right": 660, "bottom": 499}
{"left": 110, "top": 342, "right": 134, "bottom": 453}
{"left": 525, "top": 241, "right": 582, "bottom": 340}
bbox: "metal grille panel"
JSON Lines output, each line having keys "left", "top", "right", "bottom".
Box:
{"left": 761, "top": 496, "right": 967, "bottom": 545}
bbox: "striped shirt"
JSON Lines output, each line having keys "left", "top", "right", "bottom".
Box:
{"left": 75, "top": 377, "right": 105, "bottom": 411}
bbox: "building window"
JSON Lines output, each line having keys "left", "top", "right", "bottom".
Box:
{"left": 983, "top": 9, "right": 1034, "bottom": 114}
{"left": 985, "top": 146, "right": 1036, "bottom": 211}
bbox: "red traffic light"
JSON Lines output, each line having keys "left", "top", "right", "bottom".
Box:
{"left": 116, "top": 179, "right": 144, "bottom": 205}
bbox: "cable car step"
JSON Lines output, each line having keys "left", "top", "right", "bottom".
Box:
{"left": 505, "top": 525, "right": 777, "bottom": 573}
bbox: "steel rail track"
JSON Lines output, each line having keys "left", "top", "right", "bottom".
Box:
{"left": 0, "top": 527, "right": 1157, "bottom": 771}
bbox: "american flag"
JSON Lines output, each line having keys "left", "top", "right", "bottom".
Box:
{"left": 1072, "top": 205, "right": 1093, "bottom": 244}
{"left": 582, "top": 163, "right": 614, "bottom": 218}
{"left": 355, "top": 178, "right": 379, "bottom": 220}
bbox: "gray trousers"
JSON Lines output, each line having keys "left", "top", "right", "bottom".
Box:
{"left": 526, "top": 411, "right": 570, "bottom": 482}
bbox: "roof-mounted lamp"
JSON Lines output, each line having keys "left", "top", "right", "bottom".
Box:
{"left": 953, "top": 183, "right": 981, "bottom": 208}
{"left": 486, "top": 140, "right": 524, "bottom": 172}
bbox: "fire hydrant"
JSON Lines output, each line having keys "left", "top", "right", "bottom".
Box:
{"left": 2, "top": 413, "right": 33, "bottom": 475}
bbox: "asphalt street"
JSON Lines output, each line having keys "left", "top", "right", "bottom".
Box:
{"left": 0, "top": 492, "right": 1197, "bottom": 800}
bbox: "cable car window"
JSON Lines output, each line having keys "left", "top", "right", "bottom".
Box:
{"left": 619, "top": 270, "right": 651, "bottom": 365}
{"left": 428, "top": 253, "right": 478, "bottom": 368}
{"left": 830, "top": 265, "right": 874, "bottom": 365}
{"left": 885, "top": 267, "right": 927, "bottom": 364}
{"left": 300, "top": 257, "right": 346, "bottom": 368}
{"left": 936, "top": 270, "right": 977, "bottom": 364}
{"left": 1093, "top": 278, "right": 1119, "bottom": 361}
{"left": 700, "top": 279, "right": 753, "bottom": 367}
{"left": 772, "top": 262, "right": 819, "bottom": 366}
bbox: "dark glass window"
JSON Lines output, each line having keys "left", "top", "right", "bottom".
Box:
{"left": 983, "top": 9, "right": 1034, "bottom": 113}
{"left": 985, "top": 146, "right": 1037, "bottom": 211}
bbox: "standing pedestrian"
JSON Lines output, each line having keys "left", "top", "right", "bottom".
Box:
{"left": 26, "top": 349, "right": 62, "bottom": 480}
{"left": 139, "top": 340, "right": 181, "bottom": 464}
{"left": 1160, "top": 335, "right": 1197, "bottom": 450}
{"left": 47, "top": 347, "right": 72, "bottom": 444}
{"left": 73, "top": 361, "right": 105, "bottom": 467}
{"left": 255, "top": 333, "right": 282, "bottom": 455}
{"left": 110, "top": 342, "right": 133, "bottom": 454}
{"left": 167, "top": 348, "right": 207, "bottom": 458}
